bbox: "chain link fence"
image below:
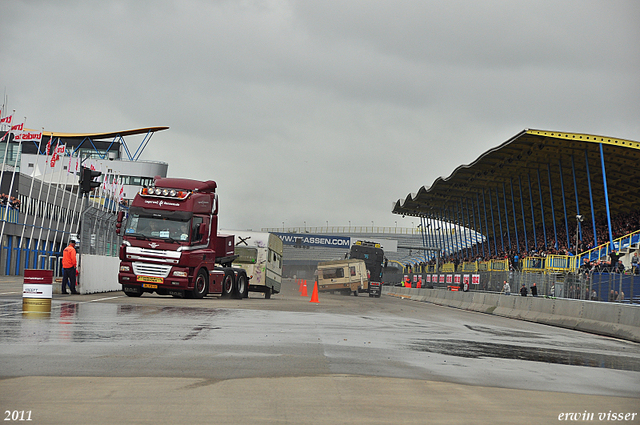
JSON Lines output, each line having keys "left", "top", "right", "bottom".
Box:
{"left": 79, "top": 205, "right": 121, "bottom": 257}
{"left": 401, "top": 270, "right": 638, "bottom": 303}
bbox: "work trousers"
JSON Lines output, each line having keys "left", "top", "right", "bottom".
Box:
{"left": 62, "top": 267, "right": 77, "bottom": 293}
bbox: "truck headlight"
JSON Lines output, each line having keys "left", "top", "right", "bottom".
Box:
{"left": 120, "top": 265, "right": 130, "bottom": 272}
{"left": 173, "top": 271, "right": 188, "bottom": 277}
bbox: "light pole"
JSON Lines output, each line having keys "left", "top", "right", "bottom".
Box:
{"left": 575, "top": 215, "right": 583, "bottom": 255}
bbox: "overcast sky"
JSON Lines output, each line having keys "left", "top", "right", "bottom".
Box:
{"left": 2, "top": 0, "right": 638, "bottom": 231}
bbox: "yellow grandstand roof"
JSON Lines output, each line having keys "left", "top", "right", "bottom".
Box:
{"left": 392, "top": 129, "right": 640, "bottom": 232}
{"left": 29, "top": 126, "right": 170, "bottom": 139}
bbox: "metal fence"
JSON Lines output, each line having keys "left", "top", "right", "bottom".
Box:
{"left": 79, "top": 205, "right": 121, "bottom": 257}
{"left": 401, "top": 270, "right": 639, "bottom": 303}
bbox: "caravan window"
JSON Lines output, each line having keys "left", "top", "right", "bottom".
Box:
{"left": 350, "top": 266, "right": 356, "bottom": 276}
{"left": 235, "top": 247, "right": 258, "bottom": 264}
{"left": 321, "top": 267, "right": 344, "bottom": 279}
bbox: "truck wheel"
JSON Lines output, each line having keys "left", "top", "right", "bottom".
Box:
{"left": 192, "top": 269, "right": 208, "bottom": 299}
{"left": 221, "top": 271, "right": 235, "bottom": 298}
{"left": 264, "top": 287, "right": 271, "bottom": 299}
{"left": 234, "top": 272, "right": 248, "bottom": 299}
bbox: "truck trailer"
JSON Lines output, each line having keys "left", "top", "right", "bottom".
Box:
{"left": 116, "top": 177, "right": 249, "bottom": 299}
{"left": 222, "top": 230, "right": 283, "bottom": 299}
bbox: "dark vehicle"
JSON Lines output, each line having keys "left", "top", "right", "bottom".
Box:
{"left": 349, "top": 240, "right": 384, "bottom": 297}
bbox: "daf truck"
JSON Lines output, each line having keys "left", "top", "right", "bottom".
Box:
{"left": 116, "top": 177, "right": 249, "bottom": 299}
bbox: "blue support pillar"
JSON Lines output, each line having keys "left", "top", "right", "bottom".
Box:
{"left": 502, "top": 183, "right": 512, "bottom": 250}
{"left": 14, "top": 236, "right": 22, "bottom": 276}
{"left": 547, "top": 163, "right": 559, "bottom": 250}
{"left": 465, "top": 198, "right": 477, "bottom": 257}
{"left": 5, "top": 236, "right": 12, "bottom": 276}
{"left": 510, "top": 179, "right": 519, "bottom": 252}
{"left": 461, "top": 200, "right": 471, "bottom": 259}
{"left": 599, "top": 144, "right": 614, "bottom": 248}
{"left": 455, "top": 202, "right": 464, "bottom": 259}
{"left": 431, "top": 216, "right": 438, "bottom": 253}
{"left": 571, "top": 155, "right": 582, "bottom": 242}
{"left": 452, "top": 206, "right": 460, "bottom": 259}
{"left": 484, "top": 189, "right": 497, "bottom": 256}
{"left": 527, "top": 174, "right": 537, "bottom": 250}
{"left": 440, "top": 208, "right": 449, "bottom": 259}
{"left": 558, "top": 159, "right": 570, "bottom": 251}
{"left": 537, "top": 169, "right": 548, "bottom": 250}
{"left": 584, "top": 150, "right": 597, "bottom": 248}
{"left": 518, "top": 176, "right": 528, "bottom": 253}
{"left": 475, "top": 193, "right": 486, "bottom": 258}
{"left": 494, "top": 187, "right": 505, "bottom": 253}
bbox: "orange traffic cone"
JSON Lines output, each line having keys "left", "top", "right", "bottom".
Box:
{"left": 301, "top": 280, "right": 308, "bottom": 297}
{"left": 310, "top": 280, "right": 319, "bottom": 303}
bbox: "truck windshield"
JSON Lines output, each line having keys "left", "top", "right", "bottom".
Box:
{"left": 125, "top": 213, "right": 191, "bottom": 242}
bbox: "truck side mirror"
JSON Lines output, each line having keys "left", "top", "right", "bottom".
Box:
{"left": 115, "top": 211, "right": 125, "bottom": 235}
{"left": 198, "top": 223, "right": 208, "bottom": 239}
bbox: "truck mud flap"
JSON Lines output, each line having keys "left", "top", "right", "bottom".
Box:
{"left": 122, "top": 285, "right": 142, "bottom": 295}
{"left": 168, "top": 289, "right": 185, "bottom": 297}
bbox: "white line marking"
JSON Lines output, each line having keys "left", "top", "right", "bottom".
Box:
{"left": 86, "top": 296, "right": 124, "bottom": 303}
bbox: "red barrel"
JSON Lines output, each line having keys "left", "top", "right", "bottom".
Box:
{"left": 23, "top": 270, "right": 53, "bottom": 313}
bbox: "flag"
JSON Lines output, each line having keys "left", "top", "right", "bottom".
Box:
{"left": 15, "top": 129, "right": 42, "bottom": 142}
{"left": 0, "top": 114, "right": 12, "bottom": 125}
{"left": 46, "top": 138, "right": 52, "bottom": 155}
{"left": 1, "top": 120, "right": 24, "bottom": 142}
{"left": 49, "top": 141, "right": 61, "bottom": 167}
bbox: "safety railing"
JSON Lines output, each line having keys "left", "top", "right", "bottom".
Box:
{"left": 0, "top": 208, "right": 19, "bottom": 224}
{"left": 545, "top": 255, "right": 573, "bottom": 272}
{"left": 477, "top": 261, "right": 489, "bottom": 272}
{"left": 440, "top": 262, "right": 455, "bottom": 273}
{"left": 489, "top": 259, "right": 509, "bottom": 271}
{"left": 522, "top": 257, "right": 545, "bottom": 272}
{"left": 461, "top": 261, "right": 478, "bottom": 272}
{"left": 578, "top": 230, "right": 640, "bottom": 264}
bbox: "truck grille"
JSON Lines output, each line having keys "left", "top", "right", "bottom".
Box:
{"left": 133, "top": 262, "right": 171, "bottom": 278}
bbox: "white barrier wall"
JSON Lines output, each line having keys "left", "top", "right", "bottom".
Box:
{"left": 383, "top": 286, "right": 640, "bottom": 343}
{"left": 78, "top": 255, "right": 121, "bottom": 294}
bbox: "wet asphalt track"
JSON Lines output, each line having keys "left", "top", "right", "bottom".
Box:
{"left": 0, "top": 276, "right": 638, "bottom": 424}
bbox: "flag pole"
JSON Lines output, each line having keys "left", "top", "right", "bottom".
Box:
{"left": 0, "top": 117, "right": 25, "bottom": 268}
{"left": 29, "top": 132, "right": 53, "bottom": 268}
{"left": 36, "top": 136, "right": 58, "bottom": 266}
{"left": 0, "top": 110, "right": 15, "bottom": 174}
{"left": 19, "top": 128, "right": 44, "bottom": 270}
{"left": 44, "top": 142, "right": 68, "bottom": 265}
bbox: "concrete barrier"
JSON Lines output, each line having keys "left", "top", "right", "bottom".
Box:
{"left": 79, "top": 255, "right": 121, "bottom": 294}
{"left": 382, "top": 286, "right": 640, "bottom": 343}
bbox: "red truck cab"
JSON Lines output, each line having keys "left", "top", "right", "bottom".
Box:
{"left": 117, "top": 177, "right": 248, "bottom": 299}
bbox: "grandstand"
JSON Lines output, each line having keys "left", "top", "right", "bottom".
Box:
{"left": 391, "top": 129, "right": 640, "bottom": 302}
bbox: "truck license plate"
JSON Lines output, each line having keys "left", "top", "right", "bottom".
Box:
{"left": 138, "top": 276, "right": 163, "bottom": 284}
{"left": 142, "top": 283, "right": 158, "bottom": 289}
